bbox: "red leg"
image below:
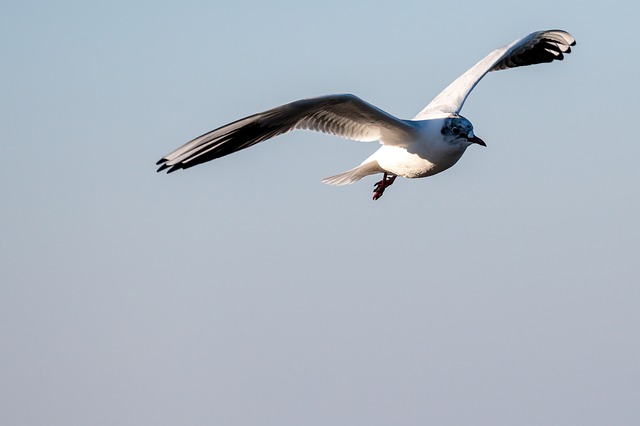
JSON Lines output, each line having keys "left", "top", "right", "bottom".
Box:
{"left": 372, "top": 172, "right": 397, "bottom": 200}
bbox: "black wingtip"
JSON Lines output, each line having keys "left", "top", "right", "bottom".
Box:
{"left": 156, "top": 163, "right": 170, "bottom": 173}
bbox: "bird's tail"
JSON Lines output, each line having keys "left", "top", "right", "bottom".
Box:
{"left": 321, "top": 161, "right": 383, "bottom": 186}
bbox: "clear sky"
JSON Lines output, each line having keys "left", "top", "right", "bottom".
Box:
{"left": 2, "top": 1, "right": 639, "bottom": 425}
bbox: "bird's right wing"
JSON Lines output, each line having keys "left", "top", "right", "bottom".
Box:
{"left": 157, "top": 94, "right": 417, "bottom": 173}
{"left": 414, "top": 30, "right": 576, "bottom": 120}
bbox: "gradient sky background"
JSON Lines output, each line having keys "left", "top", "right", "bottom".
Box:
{"left": 2, "top": 1, "right": 639, "bottom": 425}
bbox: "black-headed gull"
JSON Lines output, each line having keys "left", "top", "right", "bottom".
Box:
{"left": 157, "top": 30, "right": 576, "bottom": 200}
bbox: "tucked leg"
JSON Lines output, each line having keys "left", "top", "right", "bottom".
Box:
{"left": 372, "top": 172, "right": 397, "bottom": 200}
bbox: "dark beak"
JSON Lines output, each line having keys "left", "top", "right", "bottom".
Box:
{"left": 468, "top": 135, "right": 486, "bottom": 147}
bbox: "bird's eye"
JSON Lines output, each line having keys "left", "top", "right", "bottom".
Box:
{"left": 451, "top": 127, "right": 460, "bottom": 135}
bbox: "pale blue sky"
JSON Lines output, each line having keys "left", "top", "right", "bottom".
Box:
{"left": 2, "top": 1, "right": 639, "bottom": 425}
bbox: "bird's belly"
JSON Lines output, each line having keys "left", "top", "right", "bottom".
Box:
{"left": 375, "top": 146, "right": 464, "bottom": 179}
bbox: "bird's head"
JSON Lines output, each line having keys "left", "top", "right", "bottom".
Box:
{"left": 441, "top": 116, "right": 486, "bottom": 148}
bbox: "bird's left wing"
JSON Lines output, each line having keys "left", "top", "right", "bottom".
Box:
{"left": 413, "top": 30, "right": 576, "bottom": 120}
{"left": 157, "top": 94, "right": 416, "bottom": 173}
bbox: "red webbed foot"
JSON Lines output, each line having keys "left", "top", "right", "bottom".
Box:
{"left": 372, "top": 172, "right": 397, "bottom": 200}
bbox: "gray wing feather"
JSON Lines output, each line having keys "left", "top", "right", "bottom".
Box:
{"left": 157, "top": 94, "right": 415, "bottom": 173}
{"left": 414, "top": 30, "right": 576, "bottom": 119}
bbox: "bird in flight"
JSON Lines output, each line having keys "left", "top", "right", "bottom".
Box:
{"left": 157, "top": 30, "right": 576, "bottom": 200}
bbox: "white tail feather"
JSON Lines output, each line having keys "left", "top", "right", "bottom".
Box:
{"left": 322, "top": 161, "right": 382, "bottom": 186}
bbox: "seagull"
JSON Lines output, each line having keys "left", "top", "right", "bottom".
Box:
{"left": 157, "top": 29, "right": 576, "bottom": 200}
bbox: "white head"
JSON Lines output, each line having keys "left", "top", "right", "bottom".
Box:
{"left": 441, "top": 116, "right": 486, "bottom": 148}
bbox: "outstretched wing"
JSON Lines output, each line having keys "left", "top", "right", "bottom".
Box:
{"left": 414, "top": 30, "right": 576, "bottom": 120}
{"left": 157, "top": 94, "right": 416, "bottom": 173}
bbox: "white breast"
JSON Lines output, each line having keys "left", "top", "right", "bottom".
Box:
{"left": 372, "top": 119, "right": 468, "bottom": 179}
